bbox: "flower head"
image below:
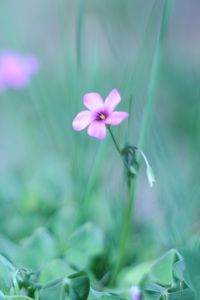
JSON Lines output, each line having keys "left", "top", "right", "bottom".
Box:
{"left": 0, "top": 51, "right": 40, "bottom": 92}
{"left": 72, "top": 89, "right": 128, "bottom": 139}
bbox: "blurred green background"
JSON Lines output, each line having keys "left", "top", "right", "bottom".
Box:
{"left": 0, "top": 0, "right": 200, "bottom": 270}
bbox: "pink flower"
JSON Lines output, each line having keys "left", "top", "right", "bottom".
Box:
{"left": 0, "top": 51, "right": 40, "bottom": 92}
{"left": 72, "top": 89, "right": 128, "bottom": 139}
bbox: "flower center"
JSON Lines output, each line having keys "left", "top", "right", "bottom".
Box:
{"left": 99, "top": 113, "right": 106, "bottom": 120}
{"left": 95, "top": 111, "right": 108, "bottom": 121}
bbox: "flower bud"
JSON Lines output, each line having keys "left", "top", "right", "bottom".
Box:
{"left": 130, "top": 285, "right": 141, "bottom": 300}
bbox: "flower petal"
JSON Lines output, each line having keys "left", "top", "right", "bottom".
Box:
{"left": 72, "top": 110, "right": 94, "bottom": 131}
{"left": 83, "top": 93, "right": 104, "bottom": 111}
{"left": 104, "top": 89, "right": 121, "bottom": 113}
{"left": 105, "top": 111, "right": 128, "bottom": 125}
{"left": 87, "top": 121, "right": 107, "bottom": 139}
{"left": 0, "top": 51, "right": 40, "bottom": 90}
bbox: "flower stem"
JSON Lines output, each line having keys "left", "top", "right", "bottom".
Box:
{"left": 108, "top": 1, "right": 173, "bottom": 285}
{"left": 108, "top": 128, "right": 127, "bottom": 169}
{"left": 111, "top": 176, "right": 135, "bottom": 286}
{"left": 108, "top": 127, "right": 135, "bottom": 286}
{"left": 34, "top": 290, "right": 39, "bottom": 300}
{"left": 108, "top": 127, "right": 121, "bottom": 156}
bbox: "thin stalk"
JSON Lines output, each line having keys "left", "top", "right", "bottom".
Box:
{"left": 108, "top": 127, "right": 128, "bottom": 169}
{"left": 34, "top": 290, "right": 39, "bottom": 300}
{"left": 108, "top": 128, "right": 135, "bottom": 285}
{"left": 109, "top": 0, "right": 173, "bottom": 286}
{"left": 111, "top": 177, "right": 135, "bottom": 286}
{"left": 108, "top": 127, "right": 121, "bottom": 155}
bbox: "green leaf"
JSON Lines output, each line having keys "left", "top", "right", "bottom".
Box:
{"left": 0, "top": 290, "right": 5, "bottom": 300}
{"left": 51, "top": 204, "right": 78, "bottom": 252}
{"left": 150, "top": 249, "right": 178, "bottom": 286}
{"left": 144, "top": 281, "right": 166, "bottom": 300}
{"left": 145, "top": 282, "right": 166, "bottom": 293}
{"left": 68, "top": 271, "right": 90, "bottom": 300}
{"left": 0, "top": 254, "right": 15, "bottom": 294}
{"left": 180, "top": 249, "right": 200, "bottom": 298}
{"left": 17, "top": 227, "right": 57, "bottom": 270}
{"left": 143, "top": 294, "right": 161, "bottom": 300}
{"left": 39, "top": 279, "right": 65, "bottom": 300}
{"left": 39, "top": 272, "right": 90, "bottom": 300}
{"left": 168, "top": 288, "right": 195, "bottom": 300}
{"left": 5, "top": 297, "right": 33, "bottom": 300}
{"left": 89, "top": 289, "right": 126, "bottom": 300}
{"left": 118, "top": 261, "right": 153, "bottom": 287}
{"left": 173, "top": 260, "right": 185, "bottom": 282}
{"left": 0, "top": 235, "right": 19, "bottom": 262}
{"left": 39, "top": 259, "right": 74, "bottom": 284}
{"left": 95, "top": 297, "right": 125, "bottom": 300}
{"left": 66, "top": 223, "right": 104, "bottom": 269}
{"left": 0, "top": 254, "right": 15, "bottom": 271}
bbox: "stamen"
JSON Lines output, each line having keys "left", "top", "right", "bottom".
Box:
{"left": 99, "top": 113, "right": 106, "bottom": 120}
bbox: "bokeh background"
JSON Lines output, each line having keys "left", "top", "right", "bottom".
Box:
{"left": 0, "top": 0, "right": 200, "bottom": 266}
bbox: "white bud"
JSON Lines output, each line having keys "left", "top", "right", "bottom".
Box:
{"left": 137, "top": 149, "right": 155, "bottom": 188}
{"left": 146, "top": 165, "right": 155, "bottom": 187}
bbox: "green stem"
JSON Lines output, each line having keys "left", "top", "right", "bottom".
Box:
{"left": 34, "top": 290, "right": 39, "bottom": 300}
{"left": 108, "top": 127, "right": 121, "bottom": 156}
{"left": 109, "top": 0, "right": 173, "bottom": 286}
{"left": 111, "top": 177, "right": 135, "bottom": 286}
{"left": 108, "top": 127, "right": 127, "bottom": 169}
{"left": 108, "top": 128, "right": 135, "bottom": 286}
